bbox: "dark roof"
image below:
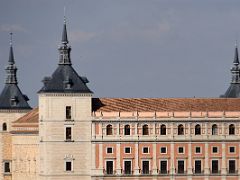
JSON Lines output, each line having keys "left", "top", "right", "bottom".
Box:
{"left": 221, "top": 84, "right": 240, "bottom": 98}
{"left": 38, "top": 65, "right": 92, "bottom": 93}
{"left": 0, "top": 84, "right": 31, "bottom": 109}
{"left": 92, "top": 98, "right": 240, "bottom": 112}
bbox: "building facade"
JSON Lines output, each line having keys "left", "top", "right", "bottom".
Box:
{"left": 1, "top": 18, "right": 240, "bottom": 180}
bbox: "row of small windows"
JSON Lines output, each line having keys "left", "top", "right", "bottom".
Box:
{"left": 106, "top": 124, "right": 236, "bottom": 135}
{"left": 104, "top": 159, "right": 237, "bottom": 175}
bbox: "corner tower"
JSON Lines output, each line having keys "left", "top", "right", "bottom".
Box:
{"left": 221, "top": 44, "right": 240, "bottom": 97}
{"left": 0, "top": 33, "right": 31, "bottom": 180}
{"left": 38, "top": 17, "right": 93, "bottom": 180}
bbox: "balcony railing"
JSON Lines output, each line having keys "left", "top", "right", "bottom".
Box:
{"left": 228, "top": 170, "right": 238, "bottom": 174}
{"left": 140, "top": 170, "right": 152, "bottom": 175}
{"left": 123, "top": 170, "right": 134, "bottom": 175}
{"left": 158, "top": 170, "right": 169, "bottom": 174}
{"left": 211, "top": 170, "right": 221, "bottom": 174}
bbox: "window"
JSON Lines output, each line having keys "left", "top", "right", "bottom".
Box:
{"left": 65, "top": 127, "right": 72, "bottom": 141}
{"left": 161, "top": 147, "right": 167, "bottom": 154}
{"left": 160, "top": 124, "right": 166, "bottom": 135}
{"left": 124, "top": 161, "right": 132, "bottom": 174}
{"left": 2, "top": 123, "right": 7, "bottom": 131}
{"left": 125, "top": 147, "right": 131, "bottom": 154}
{"left": 212, "top": 147, "right": 218, "bottom": 153}
{"left": 229, "top": 160, "right": 236, "bottom": 174}
{"left": 195, "top": 124, "right": 201, "bottom": 135}
{"left": 143, "top": 147, "right": 149, "bottom": 154}
{"left": 107, "top": 147, "right": 113, "bottom": 154}
{"left": 178, "top": 124, "right": 184, "bottom": 135}
{"left": 106, "top": 161, "right": 113, "bottom": 174}
{"left": 212, "top": 160, "right": 218, "bottom": 174}
{"left": 3, "top": 162, "right": 10, "bottom": 173}
{"left": 178, "top": 160, "right": 184, "bottom": 174}
{"left": 229, "top": 147, "right": 235, "bottom": 153}
{"left": 160, "top": 160, "right": 167, "bottom": 174}
{"left": 142, "top": 161, "right": 149, "bottom": 174}
{"left": 106, "top": 124, "right": 113, "bottom": 135}
{"left": 65, "top": 161, "right": 72, "bottom": 171}
{"left": 229, "top": 124, "right": 235, "bottom": 135}
{"left": 124, "top": 124, "right": 130, "bottom": 135}
{"left": 178, "top": 147, "right": 184, "bottom": 154}
{"left": 142, "top": 124, "right": 149, "bottom": 135}
{"left": 66, "top": 106, "right": 71, "bottom": 120}
{"left": 212, "top": 124, "right": 218, "bottom": 135}
{"left": 195, "top": 147, "right": 201, "bottom": 154}
{"left": 195, "top": 160, "right": 201, "bottom": 174}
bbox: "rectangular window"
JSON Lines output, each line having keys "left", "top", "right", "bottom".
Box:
{"left": 160, "top": 160, "right": 167, "bottom": 174}
{"left": 178, "top": 147, "right": 184, "bottom": 154}
{"left": 125, "top": 147, "right": 131, "bottom": 154}
{"left": 65, "top": 161, "right": 72, "bottom": 171}
{"left": 66, "top": 127, "right": 72, "bottom": 141}
{"left": 195, "top": 160, "right": 201, "bottom": 174}
{"left": 229, "top": 147, "right": 235, "bottom": 153}
{"left": 161, "top": 147, "right": 167, "bottom": 154}
{"left": 212, "top": 160, "right": 218, "bottom": 174}
{"left": 212, "top": 147, "right": 218, "bottom": 153}
{"left": 178, "top": 160, "right": 184, "bottom": 174}
{"left": 229, "top": 160, "right": 236, "bottom": 174}
{"left": 107, "top": 147, "right": 113, "bottom": 154}
{"left": 106, "top": 161, "right": 113, "bottom": 174}
{"left": 195, "top": 147, "right": 201, "bottom": 154}
{"left": 124, "top": 161, "right": 132, "bottom": 174}
{"left": 3, "top": 162, "right": 10, "bottom": 173}
{"left": 143, "top": 147, "right": 149, "bottom": 154}
{"left": 66, "top": 106, "right": 72, "bottom": 120}
{"left": 142, "top": 161, "right": 149, "bottom": 174}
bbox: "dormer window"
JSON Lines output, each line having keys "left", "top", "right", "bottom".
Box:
{"left": 10, "top": 96, "right": 18, "bottom": 106}
{"left": 64, "top": 78, "right": 73, "bottom": 89}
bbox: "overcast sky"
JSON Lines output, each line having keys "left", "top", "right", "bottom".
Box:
{"left": 0, "top": 0, "right": 240, "bottom": 107}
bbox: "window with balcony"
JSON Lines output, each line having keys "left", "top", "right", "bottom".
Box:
{"left": 66, "top": 106, "right": 71, "bottom": 120}
{"left": 229, "top": 160, "right": 236, "bottom": 174}
{"left": 160, "top": 124, "right": 166, "bottom": 135}
{"left": 195, "top": 160, "right": 201, "bottom": 174}
{"left": 161, "top": 147, "right": 167, "bottom": 154}
{"left": 65, "top": 127, "right": 72, "bottom": 141}
{"left": 142, "top": 124, "right": 149, "bottom": 135}
{"left": 142, "top": 161, "right": 150, "bottom": 174}
{"left": 195, "top": 124, "right": 201, "bottom": 135}
{"left": 178, "top": 160, "right": 184, "bottom": 174}
{"left": 124, "top": 161, "right": 132, "bottom": 174}
{"left": 212, "top": 124, "right": 218, "bottom": 135}
{"left": 106, "top": 161, "right": 113, "bottom": 174}
{"left": 212, "top": 160, "right": 218, "bottom": 174}
{"left": 229, "top": 124, "right": 235, "bottom": 135}
{"left": 160, "top": 160, "right": 167, "bottom": 174}
{"left": 106, "top": 124, "right": 113, "bottom": 135}
{"left": 178, "top": 124, "right": 184, "bottom": 135}
{"left": 124, "top": 124, "right": 130, "bottom": 135}
{"left": 2, "top": 123, "right": 7, "bottom": 131}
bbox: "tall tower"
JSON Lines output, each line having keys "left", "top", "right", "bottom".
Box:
{"left": 0, "top": 33, "right": 31, "bottom": 180}
{"left": 38, "top": 17, "right": 93, "bottom": 180}
{"left": 221, "top": 44, "right": 240, "bottom": 97}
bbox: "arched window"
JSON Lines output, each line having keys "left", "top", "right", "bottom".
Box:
{"left": 142, "top": 124, "right": 149, "bottom": 135}
{"left": 106, "top": 124, "right": 113, "bottom": 135}
{"left": 124, "top": 124, "right": 130, "bottom": 135}
{"left": 178, "top": 124, "right": 184, "bottom": 135}
{"left": 212, "top": 124, "right": 218, "bottom": 135}
{"left": 2, "top": 123, "right": 7, "bottom": 131}
{"left": 195, "top": 124, "right": 201, "bottom": 135}
{"left": 229, "top": 124, "right": 235, "bottom": 135}
{"left": 160, "top": 124, "right": 166, "bottom": 135}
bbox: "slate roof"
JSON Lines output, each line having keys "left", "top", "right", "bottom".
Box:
{"left": 221, "top": 84, "right": 240, "bottom": 98}
{"left": 38, "top": 65, "right": 92, "bottom": 93}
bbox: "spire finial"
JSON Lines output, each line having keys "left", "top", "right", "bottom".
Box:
{"left": 64, "top": 6, "right": 66, "bottom": 24}
{"left": 8, "top": 32, "right": 15, "bottom": 64}
{"left": 10, "top": 32, "right": 13, "bottom": 46}
{"left": 61, "top": 7, "right": 68, "bottom": 44}
{"left": 234, "top": 41, "right": 239, "bottom": 65}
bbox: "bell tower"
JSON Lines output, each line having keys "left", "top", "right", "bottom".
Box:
{"left": 38, "top": 16, "right": 93, "bottom": 180}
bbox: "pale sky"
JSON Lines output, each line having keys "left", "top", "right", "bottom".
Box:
{"left": 0, "top": 0, "right": 240, "bottom": 107}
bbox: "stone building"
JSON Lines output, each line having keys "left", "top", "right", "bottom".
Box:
{"left": 1, "top": 18, "right": 240, "bottom": 180}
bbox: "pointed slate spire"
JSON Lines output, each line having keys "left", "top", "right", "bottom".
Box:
{"left": 5, "top": 33, "right": 18, "bottom": 84}
{"left": 58, "top": 10, "right": 72, "bottom": 65}
{"left": 231, "top": 43, "right": 240, "bottom": 84}
{"left": 233, "top": 42, "right": 239, "bottom": 65}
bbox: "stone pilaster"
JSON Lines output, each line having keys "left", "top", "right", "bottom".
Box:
{"left": 116, "top": 143, "right": 121, "bottom": 174}
{"left": 134, "top": 143, "right": 140, "bottom": 175}
{"left": 204, "top": 143, "right": 209, "bottom": 174}
{"left": 152, "top": 143, "right": 158, "bottom": 175}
